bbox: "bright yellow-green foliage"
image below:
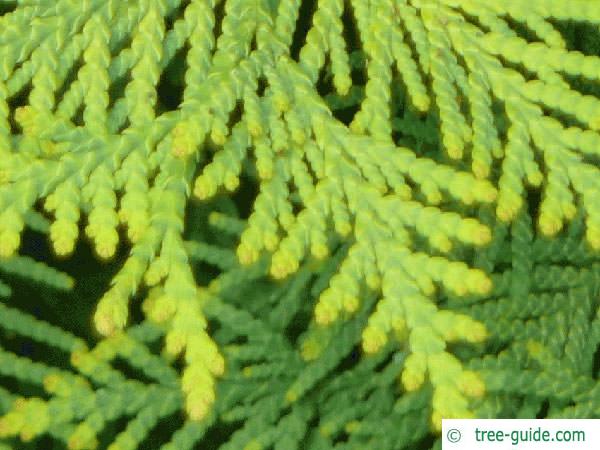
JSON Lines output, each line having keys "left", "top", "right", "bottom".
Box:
{"left": 0, "top": 0, "right": 599, "bottom": 441}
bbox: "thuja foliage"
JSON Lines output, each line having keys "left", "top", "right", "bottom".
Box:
{"left": 0, "top": 0, "right": 599, "bottom": 448}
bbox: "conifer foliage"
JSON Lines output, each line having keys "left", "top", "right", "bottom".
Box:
{"left": 0, "top": 0, "right": 599, "bottom": 448}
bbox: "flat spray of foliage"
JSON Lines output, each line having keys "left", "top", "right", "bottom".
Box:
{"left": 0, "top": 0, "right": 599, "bottom": 449}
